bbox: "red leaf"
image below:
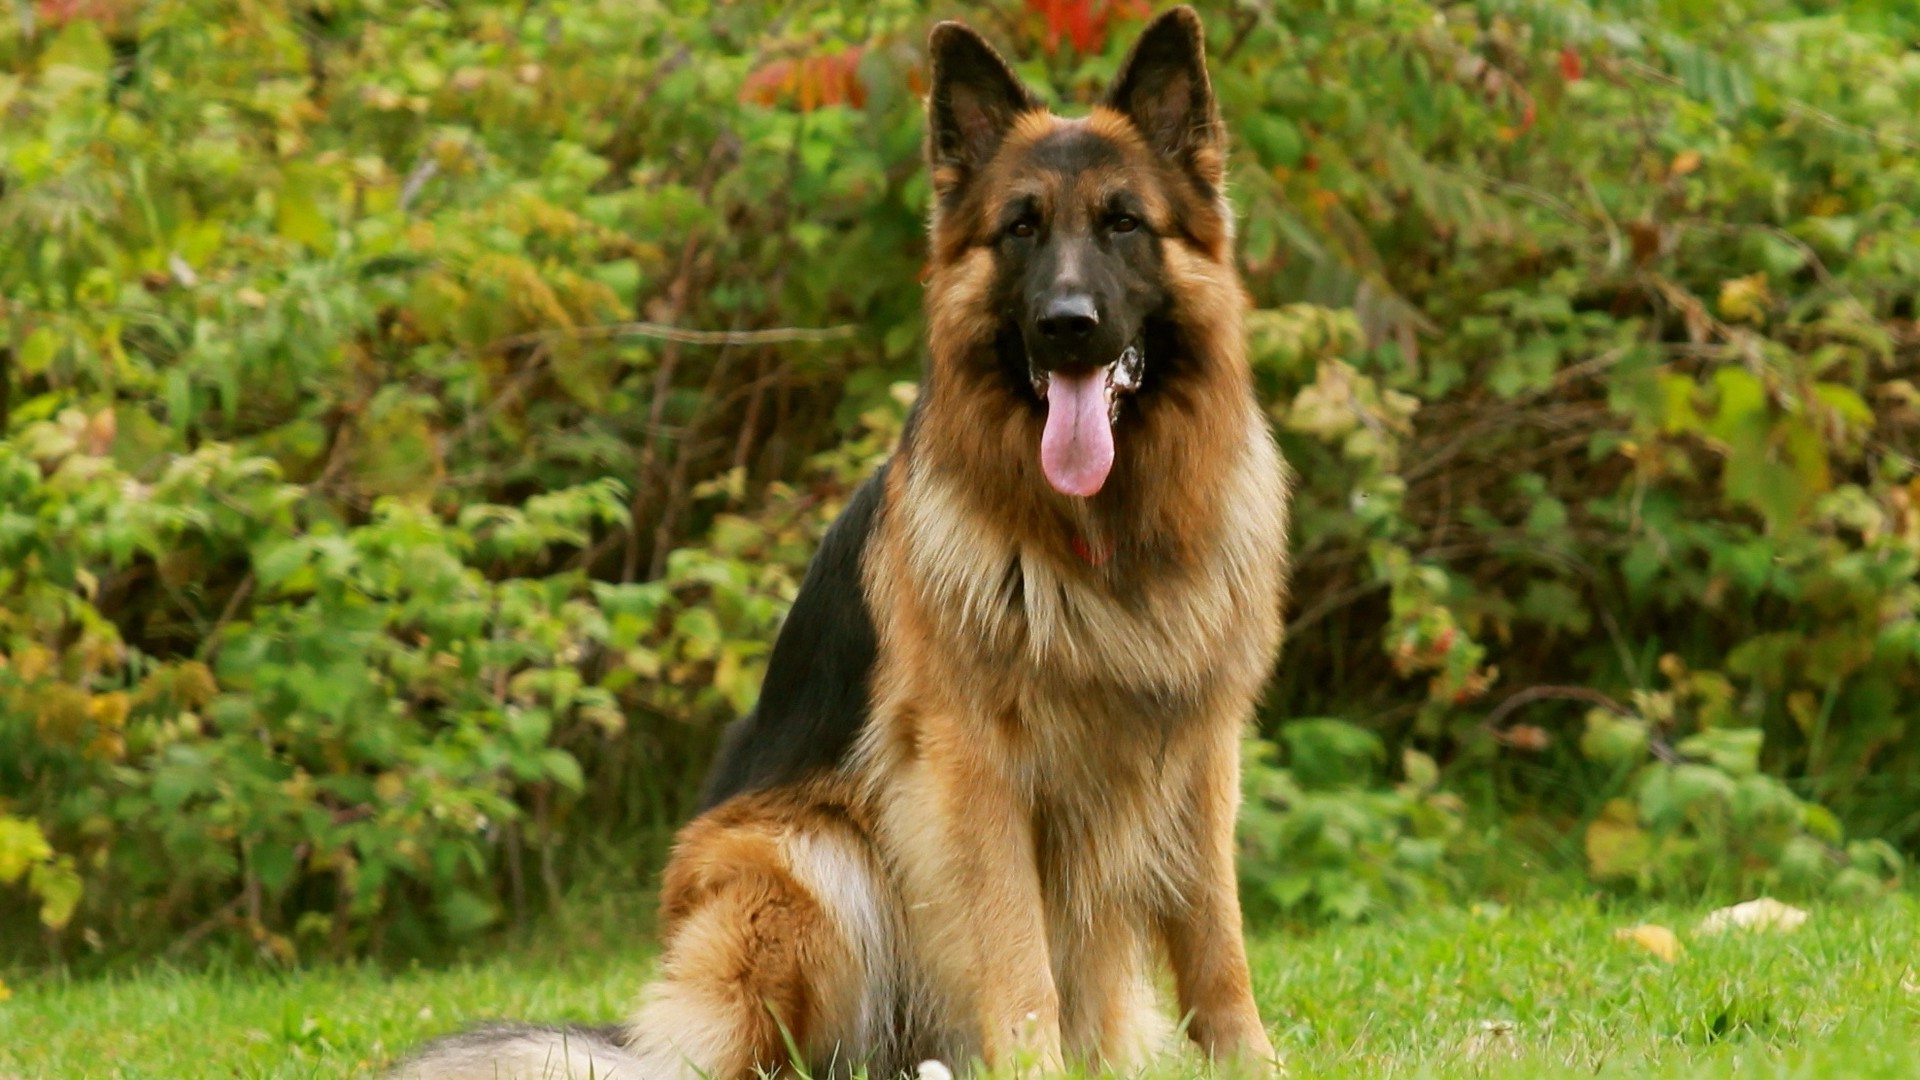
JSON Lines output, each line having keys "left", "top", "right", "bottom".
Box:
{"left": 36, "top": 0, "right": 131, "bottom": 29}
{"left": 1027, "top": 0, "right": 1149, "bottom": 55}
{"left": 741, "top": 58, "right": 797, "bottom": 107}
{"left": 1064, "top": 0, "right": 1100, "bottom": 52}
{"left": 741, "top": 47, "right": 866, "bottom": 113}
{"left": 1027, "top": 0, "right": 1069, "bottom": 54}
{"left": 1558, "top": 46, "right": 1584, "bottom": 82}
{"left": 836, "top": 48, "right": 869, "bottom": 109}
{"left": 1501, "top": 724, "right": 1552, "bottom": 752}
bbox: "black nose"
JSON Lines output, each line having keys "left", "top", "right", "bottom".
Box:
{"left": 1037, "top": 295, "right": 1099, "bottom": 340}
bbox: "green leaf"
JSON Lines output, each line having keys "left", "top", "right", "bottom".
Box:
{"left": 42, "top": 19, "right": 112, "bottom": 82}
{"left": 30, "top": 858, "right": 83, "bottom": 929}
{"left": 16, "top": 327, "right": 59, "bottom": 376}
{"left": 1677, "top": 727, "right": 1763, "bottom": 777}
{"left": 1401, "top": 748, "right": 1439, "bottom": 792}
{"left": 1666, "top": 762, "right": 1739, "bottom": 809}
{"left": 1580, "top": 711, "right": 1649, "bottom": 766}
{"left": 1243, "top": 114, "right": 1305, "bottom": 168}
{"left": 1518, "top": 579, "right": 1590, "bottom": 635}
{"left": 436, "top": 889, "right": 500, "bottom": 936}
{"left": 1706, "top": 367, "right": 1768, "bottom": 444}
{"left": 1585, "top": 799, "right": 1651, "bottom": 881}
{"left": 0, "top": 817, "right": 54, "bottom": 884}
{"left": 253, "top": 843, "right": 300, "bottom": 894}
{"left": 1812, "top": 383, "right": 1872, "bottom": 433}
{"left": 540, "top": 749, "right": 585, "bottom": 793}
{"left": 276, "top": 167, "right": 334, "bottom": 254}
{"left": 1803, "top": 803, "right": 1843, "bottom": 844}
{"left": 1282, "top": 719, "right": 1385, "bottom": 789}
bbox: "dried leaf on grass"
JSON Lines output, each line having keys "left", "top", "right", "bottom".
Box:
{"left": 1698, "top": 897, "right": 1809, "bottom": 935}
{"left": 1615, "top": 923, "right": 1684, "bottom": 962}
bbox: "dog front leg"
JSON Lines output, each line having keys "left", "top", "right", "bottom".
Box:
{"left": 1158, "top": 742, "right": 1276, "bottom": 1071}
{"left": 881, "top": 726, "right": 1061, "bottom": 1072}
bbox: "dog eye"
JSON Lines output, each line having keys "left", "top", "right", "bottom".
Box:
{"left": 1009, "top": 220, "right": 1037, "bottom": 239}
{"left": 1110, "top": 215, "right": 1139, "bottom": 234}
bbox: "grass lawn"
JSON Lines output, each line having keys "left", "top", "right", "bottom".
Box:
{"left": 2, "top": 889, "right": 1914, "bottom": 1079}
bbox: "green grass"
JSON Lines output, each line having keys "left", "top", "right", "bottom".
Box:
{"left": 2, "top": 890, "right": 1915, "bottom": 1078}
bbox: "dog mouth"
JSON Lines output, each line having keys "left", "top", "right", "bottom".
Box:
{"left": 1028, "top": 339, "right": 1144, "bottom": 498}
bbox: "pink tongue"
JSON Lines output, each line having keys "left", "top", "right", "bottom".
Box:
{"left": 1040, "top": 370, "right": 1113, "bottom": 497}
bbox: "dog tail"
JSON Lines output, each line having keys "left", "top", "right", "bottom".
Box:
{"left": 389, "top": 1021, "right": 647, "bottom": 1079}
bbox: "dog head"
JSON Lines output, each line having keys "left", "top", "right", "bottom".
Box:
{"left": 922, "top": 6, "right": 1238, "bottom": 500}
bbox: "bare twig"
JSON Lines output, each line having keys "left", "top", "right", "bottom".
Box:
{"left": 649, "top": 337, "right": 747, "bottom": 580}
{"left": 732, "top": 352, "right": 771, "bottom": 484}
{"left": 1482, "top": 685, "right": 1681, "bottom": 764}
{"left": 483, "top": 319, "right": 858, "bottom": 354}
{"left": 1287, "top": 578, "right": 1389, "bottom": 638}
{"left": 1217, "top": 7, "right": 1262, "bottom": 64}
{"left": 399, "top": 157, "right": 440, "bottom": 213}
{"left": 329, "top": 862, "right": 352, "bottom": 959}
{"left": 195, "top": 573, "right": 255, "bottom": 665}
{"left": 168, "top": 894, "right": 243, "bottom": 957}
{"left": 310, "top": 411, "right": 360, "bottom": 501}
{"left": 623, "top": 234, "right": 704, "bottom": 583}
{"left": 504, "top": 819, "right": 528, "bottom": 929}
{"left": 1484, "top": 684, "right": 1628, "bottom": 729}
{"left": 533, "top": 786, "right": 562, "bottom": 912}
{"left": 1401, "top": 351, "right": 1624, "bottom": 487}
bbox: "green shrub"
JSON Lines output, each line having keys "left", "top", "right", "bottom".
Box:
{"left": 1575, "top": 657, "right": 1907, "bottom": 899}
{"left": 1238, "top": 723, "right": 1469, "bottom": 923}
{"left": 4, "top": 0, "right": 1917, "bottom": 951}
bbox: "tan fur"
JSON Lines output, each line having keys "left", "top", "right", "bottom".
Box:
{"left": 621, "top": 790, "right": 907, "bottom": 1078}
{"left": 864, "top": 103, "right": 1287, "bottom": 1061}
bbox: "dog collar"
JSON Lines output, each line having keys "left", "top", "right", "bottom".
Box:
{"left": 1072, "top": 536, "right": 1112, "bottom": 565}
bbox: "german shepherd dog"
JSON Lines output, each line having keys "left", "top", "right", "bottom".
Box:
{"left": 395, "top": 7, "right": 1288, "bottom": 1078}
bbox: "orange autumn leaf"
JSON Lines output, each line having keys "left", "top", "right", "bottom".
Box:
{"left": 742, "top": 47, "right": 867, "bottom": 112}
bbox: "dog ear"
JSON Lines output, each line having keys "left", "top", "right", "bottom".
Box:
{"left": 1103, "top": 6, "right": 1223, "bottom": 190}
{"left": 927, "top": 22, "right": 1041, "bottom": 196}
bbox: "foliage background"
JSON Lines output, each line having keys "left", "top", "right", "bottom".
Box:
{"left": 1, "top": 0, "right": 1916, "bottom": 958}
